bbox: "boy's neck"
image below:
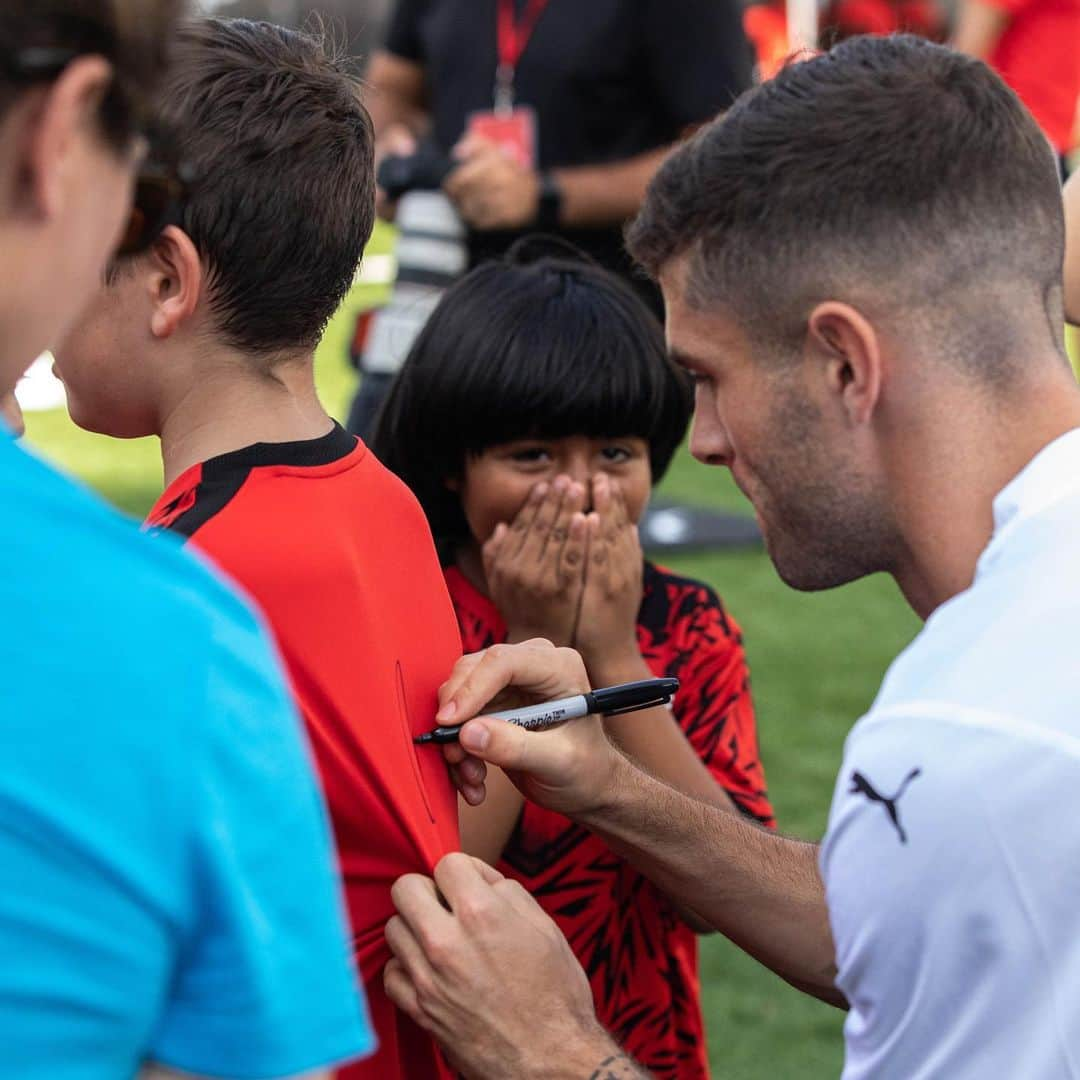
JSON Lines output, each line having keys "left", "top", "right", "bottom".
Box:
{"left": 158, "top": 345, "right": 333, "bottom": 488}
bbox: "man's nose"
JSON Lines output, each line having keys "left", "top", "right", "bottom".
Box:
{"left": 689, "top": 413, "right": 734, "bottom": 468}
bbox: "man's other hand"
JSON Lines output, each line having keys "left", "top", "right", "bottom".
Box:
{"left": 385, "top": 853, "right": 619, "bottom": 1079}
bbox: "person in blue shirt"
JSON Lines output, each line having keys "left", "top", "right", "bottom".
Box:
{"left": 0, "top": 4, "right": 373, "bottom": 1076}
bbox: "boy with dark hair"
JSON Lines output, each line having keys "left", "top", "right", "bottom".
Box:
{"left": 1, "top": 3, "right": 370, "bottom": 1078}
{"left": 55, "top": 16, "right": 461, "bottom": 1080}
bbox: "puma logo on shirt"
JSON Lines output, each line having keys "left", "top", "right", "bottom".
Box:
{"left": 849, "top": 768, "right": 922, "bottom": 844}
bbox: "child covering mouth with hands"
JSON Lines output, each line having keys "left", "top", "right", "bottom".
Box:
{"left": 374, "top": 247, "right": 773, "bottom": 1079}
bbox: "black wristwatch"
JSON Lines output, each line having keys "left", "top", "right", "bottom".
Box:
{"left": 535, "top": 171, "right": 564, "bottom": 230}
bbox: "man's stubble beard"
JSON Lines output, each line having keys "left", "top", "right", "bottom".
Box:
{"left": 754, "top": 386, "right": 899, "bottom": 593}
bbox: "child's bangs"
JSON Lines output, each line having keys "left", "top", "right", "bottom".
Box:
{"left": 456, "top": 268, "right": 684, "bottom": 457}
{"left": 461, "top": 335, "right": 669, "bottom": 453}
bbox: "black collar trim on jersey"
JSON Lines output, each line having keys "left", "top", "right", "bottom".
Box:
{"left": 200, "top": 422, "right": 357, "bottom": 480}
{"left": 155, "top": 423, "right": 358, "bottom": 540}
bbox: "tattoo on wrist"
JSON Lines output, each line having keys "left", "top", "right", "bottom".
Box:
{"left": 588, "top": 1053, "right": 648, "bottom": 1079}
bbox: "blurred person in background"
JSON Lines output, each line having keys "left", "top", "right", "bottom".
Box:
{"left": 821, "top": 0, "right": 942, "bottom": 40}
{"left": 375, "top": 248, "right": 774, "bottom": 1077}
{"left": 347, "top": 0, "right": 752, "bottom": 437}
{"left": 0, "top": 2, "right": 371, "bottom": 1077}
{"left": 952, "top": 0, "right": 1080, "bottom": 175}
{"left": 53, "top": 16, "right": 462, "bottom": 1080}
{"left": 741, "top": 1, "right": 792, "bottom": 82}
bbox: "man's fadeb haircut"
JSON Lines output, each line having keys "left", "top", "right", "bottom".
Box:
{"left": 158, "top": 18, "right": 376, "bottom": 356}
{"left": 373, "top": 250, "right": 693, "bottom": 561}
{"left": 0, "top": 0, "right": 180, "bottom": 142}
{"left": 627, "top": 35, "right": 1066, "bottom": 369}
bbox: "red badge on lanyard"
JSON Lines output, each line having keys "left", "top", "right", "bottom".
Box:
{"left": 466, "top": 0, "right": 548, "bottom": 169}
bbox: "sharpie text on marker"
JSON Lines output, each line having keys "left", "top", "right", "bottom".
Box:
{"left": 414, "top": 677, "right": 679, "bottom": 745}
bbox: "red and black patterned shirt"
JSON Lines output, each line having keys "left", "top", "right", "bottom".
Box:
{"left": 445, "top": 561, "right": 775, "bottom": 1079}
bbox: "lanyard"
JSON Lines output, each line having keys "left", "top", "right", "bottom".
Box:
{"left": 494, "top": 0, "right": 549, "bottom": 113}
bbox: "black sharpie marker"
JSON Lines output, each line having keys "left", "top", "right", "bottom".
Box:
{"left": 414, "top": 677, "right": 679, "bottom": 745}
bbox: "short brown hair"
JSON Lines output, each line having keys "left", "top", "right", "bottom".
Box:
{"left": 0, "top": 0, "right": 182, "bottom": 140}
{"left": 158, "top": 17, "right": 376, "bottom": 356}
{"left": 627, "top": 35, "right": 1064, "bottom": 369}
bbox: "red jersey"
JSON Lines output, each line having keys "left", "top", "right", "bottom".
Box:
{"left": 984, "top": 0, "right": 1080, "bottom": 152}
{"left": 147, "top": 425, "right": 460, "bottom": 1080}
{"left": 446, "top": 562, "right": 775, "bottom": 1079}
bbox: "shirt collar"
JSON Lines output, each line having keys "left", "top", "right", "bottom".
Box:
{"left": 984, "top": 426, "right": 1080, "bottom": 562}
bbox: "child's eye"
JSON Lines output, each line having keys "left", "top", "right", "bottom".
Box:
{"left": 510, "top": 447, "right": 551, "bottom": 464}
{"left": 600, "top": 446, "right": 632, "bottom": 464}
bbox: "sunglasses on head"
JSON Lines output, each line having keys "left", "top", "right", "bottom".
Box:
{"left": 116, "top": 143, "right": 193, "bottom": 258}
{"left": 2, "top": 45, "right": 191, "bottom": 258}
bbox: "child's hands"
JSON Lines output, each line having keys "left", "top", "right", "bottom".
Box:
{"left": 483, "top": 477, "right": 588, "bottom": 647}
{"left": 482, "top": 473, "right": 642, "bottom": 662}
{"left": 574, "top": 474, "right": 644, "bottom": 668}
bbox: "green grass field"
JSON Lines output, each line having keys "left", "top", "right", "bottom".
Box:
{"left": 22, "top": 232, "right": 925, "bottom": 1077}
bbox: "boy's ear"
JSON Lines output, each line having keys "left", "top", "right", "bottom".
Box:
{"left": 147, "top": 225, "right": 203, "bottom": 340}
{"left": 444, "top": 474, "right": 462, "bottom": 493}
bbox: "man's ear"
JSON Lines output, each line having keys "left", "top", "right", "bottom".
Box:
{"left": 22, "top": 56, "right": 115, "bottom": 221}
{"left": 805, "top": 301, "right": 883, "bottom": 426}
{"left": 146, "top": 226, "right": 204, "bottom": 340}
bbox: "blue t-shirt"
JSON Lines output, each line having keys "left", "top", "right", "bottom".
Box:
{"left": 0, "top": 432, "right": 374, "bottom": 1078}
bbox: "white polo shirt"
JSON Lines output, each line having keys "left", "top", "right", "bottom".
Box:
{"left": 821, "top": 427, "right": 1080, "bottom": 1079}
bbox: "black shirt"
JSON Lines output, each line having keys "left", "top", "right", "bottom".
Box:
{"left": 384, "top": 0, "right": 752, "bottom": 291}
